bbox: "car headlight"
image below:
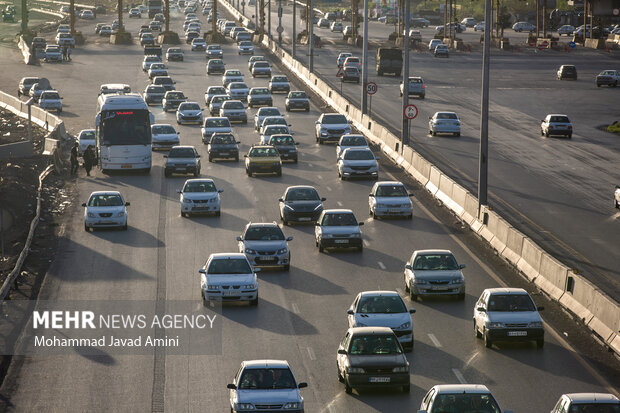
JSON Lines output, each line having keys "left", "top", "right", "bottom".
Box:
{"left": 351, "top": 233, "right": 361, "bottom": 238}
{"left": 392, "top": 366, "right": 408, "bottom": 373}
{"left": 284, "top": 204, "right": 294, "bottom": 211}
{"left": 243, "top": 283, "right": 257, "bottom": 289}
{"left": 235, "top": 403, "right": 255, "bottom": 410}
{"left": 313, "top": 204, "right": 323, "bottom": 211}
{"left": 487, "top": 322, "right": 504, "bottom": 329}
{"left": 450, "top": 277, "right": 463, "bottom": 284}
{"left": 322, "top": 233, "right": 333, "bottom": 238}
{"left": 277, "top": 248, "right": 288, "bottom": 255}
{"left": 283, "top": 402, "right": 301, "bottom": 409}
{"left": 180, "top": 196, "right": 189, "bottom": 203}
{"left": 273, "top": 162, "right": 280, "bottom": 166}
{"left": 347, "top": 367, "right": 364, "bottom": 374}
{"left": 87, "top": 212, "right": 95, "bottom": 218}
{"left": 529, "top": 321, "right": 543, "bottom": 328}
{"left": 414, "top": 279, "right": 428, "bottom": 285}
{"left": 398, "top": 322, "right": 411, "bottom": 330}
{"left": 206, "top": 284, "right": 219, "bottom": 291}
{"left": 116, "top": 211, "right": 125, "bottom": 217}
{"left": 245, "top": 248, "right": 257, "bottom": 255}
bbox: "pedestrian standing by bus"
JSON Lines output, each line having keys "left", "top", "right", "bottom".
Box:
{"left": 70, "top": 142, "right": 79, "bottom": 175}
{"left": 83, "top": 145, "right": 96, "bottom": 176}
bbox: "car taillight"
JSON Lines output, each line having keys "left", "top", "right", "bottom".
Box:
{"left": 422, "top": 85, "right": 425, "bottom": 89}
{"left": 549, "top": 125, "right": 553, "bottom": 128}
{"left": 568, "top": 125, "right": 572, "bottom": 129}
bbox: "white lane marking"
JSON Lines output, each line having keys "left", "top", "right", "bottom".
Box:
{"left": 452, "top": 368, "right": 467, "bottom": 384}
{"left": 326, "top": 186, "right": 332, "bottom": 191}
{"left": 308, "top": 163, "right": 313, "bottom": 167}
{"left": 336, "top": 201, "right": 343, "bottom": 206}
{"left": 428, "top": 333, "right": 442, "bottom": 348}
{"left": 317, "top": 174, "right": 323, "bottom": 179}
{"left": 382, "top": 168, "right": 619, "bottom": 394}
{"left": 292, "top": 303, "right": 300, "bottom": 314}
{"left": 363, "top": 240, "right": 369, "bottom": 247}
{"left": 378, "top": 261, "right": 386, "bottom": 270}
{"left": 307, "top": 347, "right": 316, "bottom": 361}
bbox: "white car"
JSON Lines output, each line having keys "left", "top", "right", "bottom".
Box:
{"left": 191, "top": 38, "right": 207, "bottom": 51}
{"left": 142, "top": 55, "right": 162, "bottom": 71}
{"left": 403, "top": 249, "right": 466, "bottom": 300}
{"left": 226, "top": 82, "right": 250, "bottom": 101}
{"left": 178, "top": 178, "right": 222, "bottom": 217}
{"left": 199, "top": 253, "right": 258, "bottom": 305}
{"left": 206, "top": 44, "right": 223, "bottom": 59}
{"left": 176, "top": 102, "right": 204, "bottom": 125}
{"left": 204, "top": 86, "right": 227, "bottom": 105}
{"left": 254, "top": 107, "right": 282, "bottom": 131}
{"left": 219, "top": 100, "right": 247, "bottom": 124}
{"left": 347, "top": 291, "right": 415, "bottom": 351}
{"left": 236, "top": 222, "right": 293, "bottom": 270}
{"left": 315, "top": 113, "right": 352, "bottom": 144}
{"left": 260, "top": 125, "right": 291, "bottom": 145}
{"left": 337, "top": 147, "right": 379, "bottom": 180}
{"left": 222, "top": 69, "right": 243, "bottom": 86}
{"left": 550, "top": 393, "right": 619, "bottom": 413}
{"left": 57, "top": 24, "right": 71, "bottom": 34}
{"left": 336, "top": 134, "right": 368, "bottom": 158}
{"left": 82, "top": 191, "right": 129, "bottom": 231}
{"left": 428, "top": 111, "right": 461, "bottom": 137}
{"left": 259, "top": 116, "right": 289, "bottom": 135}
{"left": 80, "top": 10, "right": 94, "bottom": 19}
{"left": 151, "top": 123, "right": 180, "bottom": 150}
{"left": 557, "top": 24, "right": 575, "bottom": 35}
{"left": 473, "top": 288, "right": 544, "bottom": 348}
{"left": 38, "top": 90, "right": 63, "bottom": 113}
{"left": 418, "top": 384, "right": 513, "bottom": 413}
{"left": 428, "top": 39, "right": 442, "bottom": 51}
{"left": 237, "top": 40, "right": 254, "bottom": 55}
{"left": 331, "top": 21, "right": 343, "bottom": 32}
{"left": 474, "top": 21, "right": 485, "bottom": 31}
{"left": 77, "top": 129, "right": 95, "bottom": 155}
{"left": 148, "top": 63, "right": 168, "bottom": 79}
{"left": 540, "top": 114, "right": 572, "bottom": 138}
{"left": 337, "top": 52, "right": 352, "bottom": 67}
{"left": 315, "top": 209, "right": 364, "bottom": 252}
{"left": 227, "top": 360, "right": 307, "bottom": 412}
{"left": 55, "top": 33, "right": 75, "bottom": 47}
{"left": 369, "top": 181, "right": 413, "bottom": 219}
{"left": 512, "top": 21, "right": 536, "bottom": 32}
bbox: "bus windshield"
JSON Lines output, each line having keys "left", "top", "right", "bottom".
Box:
{"left": 101, "top": 110, "right": 151, "bottom": 145}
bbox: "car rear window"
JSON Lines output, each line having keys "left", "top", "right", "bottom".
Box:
{"left": 251, "top": 88, "right": 270, "bottom": 94}
{"left": 550, "top": 116, "right": 570, "bottom": 123}
{"left": 205, "top": 118, "right": 231, "bottom": 127}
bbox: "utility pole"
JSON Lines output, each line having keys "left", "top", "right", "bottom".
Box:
{"left": 309, "top": 0, "right": 314, "bottom": 73}
{"left": 293, "top": 0, "right": 296, "bottom": 57}
{"left": 361, "top": 0, "right": 369, "bottom": 114}
{"left": 70, "top": 0, "right": 75, "bottom": 34}
{"left": 478, "top": 0, "right": 491, "bottom": 216}
{"left": 259, "top": 0, "right": 265, "bottom": 36}
{"left": 542, "top": 0, "right": 547, "bottom": 37}
{"left": 401, "top": 0, "right": 410, "bottom": 149}
{"left": 443, "top": 0, "right": 447, "bottom": 38}
{"left": 254, "top": 0, "right": 258, "bottom": 33}
{"left": 352, "top": 0, "right": 359, "bottom": 39}
{"left": 268, "top": 0, "right": 271, "bottom": 39}
{"left": 277, "top": 0, "right": 282, "bottom": 46}
{"left": 536, "top": 0, "right": 540, "bottom": 38}
{"left": 165, "top": 0, "right": 170, "bottom": 32}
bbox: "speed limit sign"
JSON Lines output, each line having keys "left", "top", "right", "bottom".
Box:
{"left": 404, "top": 104, "right": 418, "bottom": 120}
{"left": 366, "top": 82, "right": 377, "bottom": 95}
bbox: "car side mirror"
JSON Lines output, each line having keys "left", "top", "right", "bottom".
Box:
{"left": 459, "top": 264, "right": 466, "bottom": 269}
{"left": 218, "top": 189, "right": 224, "bottom": 193}
{"left": 298, "top": 382, "right": 308, "bottom": 389}
{"left": 408, "top": 193, "right": 413, "bottom": 197}
{"left": 477, "top": 306, "right": 486, "bottom": 312}
{"left": 227, "top": 383, "right": 236, "bottom": 390}
{"left": 196, "top": 154, "right": 201, "bottom": 158}
{"left": 369, "top": 193, "right": 374, "bottom": 197}
{"left": 409, "top": 308, "right": 416, "bottom": 314}
{"left": 348, "top": 120, "right": 353, "bottom": 124}
{"left": 244, "top": 154, "right": 248, "bottom": 157}
{"left": 81, "top": 203, "right": 87, "bottom": 207}
{"left": 337, "top": 349, "right": 347, "bottom": 355}
{"left": 321, "top": 197, "right": 326, "bottom": 201}
{"left": 537, "top": 306, "right": 545, "bottom": 311}
{"left": 164, "top": 155, "right": 168, "bottom": 158}
{"left": 199, "top": 268, "right": 206, "bottom": 274}
{"left": 347, "top": 309, "right": 354, "bottom": 315}
{"left": 236, "top": 141, "right": 241, "bottom": 144}
{"left": 358, "top": 222, "right": 364, "bottom": 226}
{"left": 286, "top": 236, "right": 293, "bottom": 241}
{"left": 177, "top": 189, "right": 182, "bottom": 193}
{"left": 315, "top": 121, "right": 319, "bottom": 124}
{"left": 405, "top": 264, "right": 412, "bottom": 270}
{"left": 125, "top": 202, "right": 130, "bottom": 206}
{"left": 375, "top": 156, "right": 380, "bottom": 160}
{"left": 236, "top": 236, "right": 242, "bottom": 241}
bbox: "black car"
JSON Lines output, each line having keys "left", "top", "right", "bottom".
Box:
{"left": 337, "top": 327, "right": 410, "bottom": 394}
{"left": 285, "top": 91, "right": 310, "bottom": 112}
{"left": 269, "top": 134, "right": 298, "bottom": 163}
{"left": 162, "top": 91, "right": 188, "bottom": 112}
{"left": 207, "top": 133, "right": 240, "bottom": 162}
{"left": 557, "top": 64, "right": 577, "bottom": 80}
{"left": 144, "top": 85, "right": 167, "bottom": 105}
{"left": 342, "top": 67, "right": 360, "bottom": 83}
{"left": 206, "top": 58, "right": 226, "bottom": 74}
{"left": 278, "top": 185, "right": 325, "bottom": 224}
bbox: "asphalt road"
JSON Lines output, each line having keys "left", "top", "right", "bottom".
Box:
{"left": 0, "top": 8, "right": 617, "bottom": 413}
{"left": 233, "top": 2, "right": 620, "bottom": 303}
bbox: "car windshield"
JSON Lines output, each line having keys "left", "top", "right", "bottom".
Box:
{"left": 436, "top": 113, "right": 457, "bottom": 119}
{"left": 180, "top": 103, "right": 200, "bottom": 110}
{"left": 251, "top": 56, "right": 266, "bottom": 62}
{"left": 264, "top": 117, "right": 286, "bottom": 126}
{"left": 413, "top": 254, "right": 458, "bottom": 270}
{"left": 88, "top": 194, "right": 124, "bottom": 207}
{"left": 358, "top": 296, "right": 406, "bottom": 314}
{"left": 238, "top": 368, "right": 296, "bottom": 390}
{"left": 376, "top": 185, "right": 408, "bottom": 197}
{"left": 322, "top": 115, "right": 347, "bottom": 124}
{"left": 244, "top": 226, "right": 285, "bottom": 241}
{"left": 349, "top": 334, "right": 402, "bottom": 355}
{"left": 207, "top": 258, "right": 251, "bottom": 274}
{"left": 272, "top": 76, "right": 288, "bottom": 82}
{"left": 249, "top": 147, "right": 278, "bottom": 157}
{"left": 270, "top": 135, "right": 294, "bottom": 145}
{"left": 568, "top": 405, "right": 620, "bottom": 413}
{"left": 208, "top": 87, "right": 226, "bottom": 94}
{"left": 239, "top": 41, "right": 252, "bottom": 46}
{"left": 226, "top": 70, "right": 242, "bottom": 76}
{"left": 321, "top": 213, "right": 357, "bottom": 226}
{"left": 344, "top": 150, "right": 374, "bottom": 160}
{"left": 167, "top": 92, "right": 185, "bottom": 99}
{"left": 79, "top": 131, "right": 95, "bottom": 140}
{"left": 286, "top": 188, "right": 319, "bottom": 201}
{"left": 205, "top": 118, "right": 230, "bottom": 127}
{"left": 251, "top": 88, "right": 269, "bottom": 95}
{"left": 147, "top": 86, "right": 166, "bottom": 93}
{"left": 211, "top": 96, "right": 230, "bottom": 104}
{"left": 550, "top": 116, "right": 570, "bottom": 123}
{"left": 183, "top": 181, "right": 216, "bottom": 192}
{"left": 346, "top": 58, "right": 359, "bottom": 63}
{"left": 432, "top": 394, "right": 501, "bottom": 413}
{"left": 152, "top": 125, "right": 176, "bottom": 134}
{"left": 169, "top": 48, "right": 181, "bottom": 53}
{"left": 224, "top": 101, "right": 244, "bottom": 109}
{"left": 169, "top": 148, "right": 196, "bottom": 158}
{"left": 211, "top": 134, "right": 235, "bottom": 144}
{"left": 487, "top": 294, "right": 536, "bottom": 312}
{"left": 150, "top": 63, "right": 165, "bottom": 69}
{"left": 341, "top": 136, "right": 366, "bottom": 146}
{"left": 209, "top": 60, "right": 224, "bottom": 65}
{"left": 265, "top": 126, "right": 288, "bottom": 135}
{"left": 42, "top": 92, "right": 60, "bottom": 99}
{"left": 156, "top": 78, "right": 174, "bottom": 85}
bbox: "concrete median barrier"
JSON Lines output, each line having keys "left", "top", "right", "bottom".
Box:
{"left": 478, "top": 210, "right": 499, "bottom": 244}
{"left": 502, "top": 226, "right": 525, "bottom": 265}
{"left": 536, "top": 253, "right": 569, "bottom": 301}
{"left": 487, "top": 212, "right": 510, "bottom": 255}
{"left": 425, "top": 165, "right": 441, "bottom": 196}
{"left": 462, "top": 193, "right": 479, "bottom": 228}
{"left": 516, "top": 238, "right": 543, "bottom": 282}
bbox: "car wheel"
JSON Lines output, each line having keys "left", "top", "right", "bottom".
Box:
{"left": 597, "top": 83, "right": 601, "bottom": 87}
{"left": 344, "top": 381, "right": 352, "bottom": 394}
{"left": 84, "top": 224, "right": 89, "bottom": 232}
{"left": 615, "top": 199, "right": 619, "bottom": 209}
{"left": 215, "top": 210, "right": 221, "bottom": 217}
{"left": 457, "top": 292, "right": 465, "bottom": 300}
{"left": 122, "top": 223, "right": 128, "bottom": 230}
{"left": 484, "top": 331, "right": 493, "bottom": 348}
{"left": 372, "top": 210, "right": 377, "bottom": 219}
{"left": 305, "top": 107, "right": 310, "bottom": 112}
{"left": 194, "top": 170, "right": 199, "bottom": 177}
{"left": 234, "top": 155, "right": 239, "bottom": 162}
{"left": 567, "top": 134, "right": 572, "bottom": 139}
{"left": 408, "top": 214, "right": 413, "bottom": 220}
{"left": 541, "top": 129, "right": 545, "bottom": 136}
{"left": 421, "top": 95, "right": 425, "bottom": 99}
{"left": 318, "top": 242, "right": 324, "bottom": 253}
{"left": 536, "top": 339, "right": 544, "bottom": 349}
{"left": 202, "top": 291, "right": 208, "bottom": 306}
{"left": 285, "top": 106, "right": 290, "bottom": 112}
{"left": 283, "top": 263, "right": 290, "bottom": 271}
{"left": 208, "top": 155, "right": 213, "bottom": 162}
{"left": 614, "top": 81, "right": 618, "bottom": 87}
{"left": 455, "top": 132, "right": 460, "bottom": 137}
{"left": 431, "top": 130, "right": 436, "bottom": 136}
{"left": 357, "top": 244, "right": 363, "bottom": 252}
{"left": 276, "top": 169, "right": 282, "bottom": 177}
{"left": 164, "top": 170, "right": 170, "bottom": 177}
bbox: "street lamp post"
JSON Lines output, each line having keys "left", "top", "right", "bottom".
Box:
{"left": 361, "top": 0, "right": 369, "bottom": 114}
{"left": 478, "top": 0, "right": 491, "bottom": 216}
{"left": 309, "top": 0, "right": 314, "bottom": 73}
{"left": 401, "top": 0, "right": 410, "bottom": 149}
{"left": 293, "top": 0, "right": 297, "bottom": 57}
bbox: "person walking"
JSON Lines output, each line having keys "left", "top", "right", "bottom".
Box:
{"left": 70, "top": 142, "right": 79, "bottom": 175}
{"left": 62, "top": 46, "right": 67, "bottom": 61}
{"left": 83, "top": 145, "right": 96, "bottom": 176}
{"left": 67, "top": 46, "right": 72, "bottom": 61}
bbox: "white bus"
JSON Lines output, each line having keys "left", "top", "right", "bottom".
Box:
{"left": 95, "top": 93, "right": 153, "bottom": 173}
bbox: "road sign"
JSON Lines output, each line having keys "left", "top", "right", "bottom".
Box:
{"left": 568, "top": 41, "right": 576, "bottom": 48}
{"left": 277, "top": 26, "right": 284, "bottom": 34}
{"left": 336, "top": 68, "right": 344, "bottom": 77}
{"left": 404, "top": 104, "right": 418, "bottom": 120}
{"left": 613, "top": 8, "right": 619, "bottom": 16}
{"left": 537, "top": 40, "right": 548, "bottom": 51}
{"left": 366, "top": 82, "right": 377, "bottom": 95}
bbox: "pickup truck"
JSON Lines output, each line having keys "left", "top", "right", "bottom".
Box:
{"left": 596, "top": 70, "right": 619, "bottom": 87}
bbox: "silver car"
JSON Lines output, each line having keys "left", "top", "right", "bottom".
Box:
{"left": 178, "top": 178, "right": 222, "bottom": 217}
{"left": 315, "top": 209, "right": 364, "bottom": 252}
{"left": 237, "top": 222, "right": 293, "bottom": 270}
{"left": 550, "top": 393, "right": 619, "bottom": 413}
{"left": 151, "top": 123, "right": 180, "bottom": 150}
{"left": 82, "top": 191, "right": 129, "bottom": 231}
{"left": 254, "top": 107, "right": 282, "bottom": 130}
{"left": 368, "top": 181, "right": 413, "bottom": 219}
{"left": 337, "top": 147, "right": 379, "bottom": 180}
{"left": 201, "top": 116, "right": 232, "bottom": 143}
{"left": 251, "top": 61, "right": 271, "bottom": 77}
{"left": 209, "top": 95, "right": 231, "bottom": 116}
{"left": 222, "top": 69, "right": 243, "bottom": 86}
{"left": 219, "top": 100, "right": 247, "bottom": 124}
{"left": 38, "top": 90, "right": 63, "bottom": 113}
{"left": 403, "top": 249, "right": 465, "bottom": 300}
{"left": 204, "top": 86, "right": 227, "bottom": 105}
{"left": 163, "top": 145, "right": 201, "bottom": 177}
{"left": 336, "top": 134, "right": 368, "bottom": 158}
{"left": 226, "top": 82, "right": 250, "bottom": 101}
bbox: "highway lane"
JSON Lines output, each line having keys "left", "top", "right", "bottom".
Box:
{"left": 231, "top": 1, "right": 620, "bottom": 303}
{"left": 0, "top": 10, "right": 618, "bottom": 413}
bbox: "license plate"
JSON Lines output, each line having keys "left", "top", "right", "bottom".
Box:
{"left": 508, "top": 331, "right": 527, "bottom": 336}
{"left": 175, "top": 168, "right": 186, "bottom": 171}
{"left": 223, "top": 290, "right": 237, "bottom": 296}
{"left": 121, "top": 164, "right": 132, "bottom": 169}
{"left": 369, "top": 377, "right": 390, "bottom": 383}
{"left": 258, "top": 257, "right": 277, "bottom": 261}
{"left": 432, "top": 286, "right": 448, "bottom": 291}
{"left": 219, "top": 152, "right": 229, "bottom": 156}
{"left": 298, "top": 217, "right": 311, "bottom": 221}
{"left": 334, "top": 239, "right": 349, "bottom": 244}
{"left": 388, "top": 209, "right": 400, "bottom": 213}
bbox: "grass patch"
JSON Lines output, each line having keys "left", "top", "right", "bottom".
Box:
{"left": 607, "top": 122, "right": 620, "bottom": 135}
